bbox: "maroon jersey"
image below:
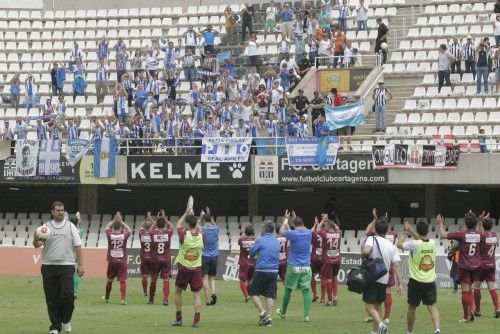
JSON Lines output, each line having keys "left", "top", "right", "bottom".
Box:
{"left": 139, "top": 228, "right": 152, "bottom": 260}
{"left": 480, "top": 231, "right": 497, "bottom": 268}
{"left": 447, "top": 229, "right": 482, "bottom": 269}
{"left": 367, "top": 229, "right": 396, "bottom": 244}
{"left": 238, "top": 236, "right": 257, "bottom": 267}
{"left": 106, "top": 229, "right": 131, "bottom": 263}
{"left": 150, "top": 228, "right": 174, "bottom": 263}
{"left": 311, "top": 231, "right": 323, "bottom": 262}
{"left": 319, "top": 229, "right": 342, "bottom": 264}
{"left": 277, "top": 235, "right": 288, "bottom": 265}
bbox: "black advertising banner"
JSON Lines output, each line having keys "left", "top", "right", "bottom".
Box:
{"left": 372, "top": 144, "right": 460, "bottom": 169}
{"left": 125, "top": 249, "right": 500, "bottom": 286}
{"left": 127, "top": 156, "right": 251, "bottom": 185}
{"left": 0, "top": 155, "right": 78, "bottom": 183}
{"left": 349, "top": 67, "right": 372, "bottom": 92}
{"left": 276, "top": 154, "right": 388, "bottom": 185}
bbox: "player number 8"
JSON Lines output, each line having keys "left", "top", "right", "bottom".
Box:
{"left": 158, "top": 243, "right": 165, "bottom": 254}
{"left": 468, "top": 243, "right": 476, "bottom": 256}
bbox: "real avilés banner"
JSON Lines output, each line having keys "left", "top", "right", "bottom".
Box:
{"left": 372, "top": 144, "right": 460, "bottom": 169}
{"left": 201, "top": 137, "right": 252, "bottom": 163}
{"left": 127, "top": 156, "right": 251, "bottom": 185}
{"left": 125, "top": 249, "right": 500, "bottom": 287}
{"left": 286, "top": 136, "right": 339, "bottom": 166}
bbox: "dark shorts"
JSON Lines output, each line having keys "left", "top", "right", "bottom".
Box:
{"left": 239, "top": 265, "right": 255, "bottom": 281}
{"left": 362, "top": 281, "right": 387, "bottom": 304}
{"left": 202, "top": 256, "right": 218, "bottom": 276}
{"left": 175, "top": 263, "right": 203, "bottom": 292}
{"left": 151, "top": 260, "right": 172, "bottom": 280}
{"left": 311, "top": 259, "right": 322, "bottom": 274}
{"left": 278, "top": 263, "right": 287, "bottom": 282}
{"left": 477, "top": 267, "right": 496, "bottom": 283}
{"left": 407, "top": 278, "right": 437, "bottom": 306}
{"left": 140, "top": 258, "right": 153, "bottom": 276}
{"left": 320, "top": 262, "right": 340, "bottom": 280}
{"left": 458, "top": 268, "right": 479, "bottom": 285}
{"left": 249, "top": 271, "right": 278, "bottom": 299}
{"left": 107, "top": 261, "right": 128, "bottom": 281}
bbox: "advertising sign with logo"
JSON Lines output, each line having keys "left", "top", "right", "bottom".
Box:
{"left": 372, "top": 144, "right": 460, "bottom": 169}
{"left": 127, "top": 156, "right": 251, "bottom": 185}
{"left": 277, "top": 154, "right": 388, "bottom": 185}
{"left": 318, "top": 67, "right": 372, "bottom": 92}
{"left": 79, "top": 155, "right": 117, "bottom": 184}
{"left": 254, "top": 156, "right": 279, "bottom": 185}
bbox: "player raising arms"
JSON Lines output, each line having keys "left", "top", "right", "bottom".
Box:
{"left": 437, "top": 211, "right": 481, "bottom": 322}
{"left": 310, "top": 215, "right": 325, "bottom": 303}
{"left": 315, "top": 214, "right": 342, "bottom": 306}
{"left": 276, "top": 221, "right": 289, "bottom": 285}
{"left": 102, "top": 211, "right": 132, "bottom": 305}
{"left": 473, "top": 212, "right": 500, "bottom": 318}
{"left": 148, "top": 210, "right": 174, "bottom": 306}
{"left": 364, "top": 208, "right": 396, "bottom": 324}
{"left": 238, "top": 225, "right": 257, "bottom": 302}
{"left": 172, "top": 206, "right": 204, "bottom": 328}
{"left": 139, "top": 211, "right": 155, "bottom": 297}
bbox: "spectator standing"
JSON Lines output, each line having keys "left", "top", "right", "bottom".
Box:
{"left": 70, "top": 42, "right": 83, "bottom": 66}
{"left": 494, "top": 48, "right": 500, "bottom": 93}
{"left": 494, "top": 14, "right": 500, "bottom": 47}
{"left": 338, "top": 0, "right": 350, "bottom": 34}
{"left": 298, "top": 52, "right": 311, "bottom": 77}
{"left": 437, "top": 44, "right": 455, "bottom": 93}
{"left": 476, "top": 42, "right": 489, "bottom": 94}
{"left": 318, "top": 5, "right": 332, "bottom": 37}
{"left": 294, "top": 35, "right": 307, "bottom": 67}
{"left": 145, "top": 47, "right": 160, "bottom": 76}
{"left": 50, "top": 63, "right": 59, "bottom": 96}
{"left": 241, "top": 3, "right": 255, "bottom": 43}
{"left": 96, "top": 58, "right": 109, "bottom": 104}
{"left": 308, "top": 37, "right": 319, "bottom": 68}
{"left": 161, "top": 42, "right": 180, "bottom": 71}
{"left": 131, "top": 49, "right": 144, "bottom": 80}
{"left": 372, "top": 81, "right": 393, "bottom": 133}
{"left": 277, "top": 33, "right": 291, "bottom": 63}
{"left": 25, "top": 74, "right": 37, "bottom": 113}
{"left": 14, "top": 117, "right": 30, "bottom": 139}
{"left": 356, "top": 0, "right": 368, "bottom": 31}
{"left": 318, "top": 35, "right": 331, "bottom": 67}
{"left": 463, "top": 35, "right": 476, "bottom": 80}
{"left": 291, "top": 89, "right": 310, "bottom": 117}
{"left": 115, "top": 51, "right": 128, "bottom": 84}
{"left": 10, "top": 73, "right": 21, "bottom": 110}
{"left": 223, "top": 7, "right": 236, "bottom": 41}
{"left": 310, "top": 91, "right": 324, "bottom": 135}
{"left": 97, "top": 37, "right": 109, "bottom": 61}
{"left": 375, "top": 17, "right": 389, "bottom": 64}
{"left": 448, "top": 38, "right": 463, "bottom": 80}
{"left": 71, "top": 58, "right": 86, "bottom": 102}
{"left": 181, "top": 49, "right": 199, "bottom": 89}
{"left": 264, "top": 1, "right": 278, "bottom": 39}
{"left": 247, "top": 35, "right": 261, "bottom": 73}
{"left": 280, "top": 3, "right": 295, "bottom": 40}
{"left": 201, "top": 25, "right": 219, "bottom": 55}
{"left": 332, "top": 28, "right": 348, "bottom": 68}
{"left": 180, "top": 26, "right": 201, "bottom": 55}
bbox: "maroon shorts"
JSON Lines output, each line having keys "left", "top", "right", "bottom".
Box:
{"left": 458, "top": 268, "right": 479, "bottom": 285}
{"left": 278, "top": 263, "right": 287, "bottom": 282}
{"left": 478, "top": 267, "right": 496, "bottom": 283}
{"left": 239, "top": 265, "right": 255, "bottom": 281}
{"left": 140, "top": 258, "right": 153, "bottom": 276}
{"left": 388, "top": 268, "right": 395, "bottom": 287}
{"left": 311, "top": 259, "right": 322, "bottom": 275}
{"left": 151, "top": 260, "right": 172, "bottom": 280}
{"left": 107, "top": 261, "right": 128, "bottom": 281}
{"left": 320, "top": 262, "right": 340, "bottom": 280}
{"left": 175, "top": 263, "right": 203, "bottom": 292}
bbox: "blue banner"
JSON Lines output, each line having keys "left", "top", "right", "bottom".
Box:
{"left": 65, "top": 139, "right": 91, "bottom": 167}
{"left": 325, "top": 103, "right": 365, "bottom": 130}
{"left": 286, "top": 136, "right": 339, "bottom": 166}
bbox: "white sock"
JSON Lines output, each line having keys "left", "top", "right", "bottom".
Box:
{"left": 435, "top": 330, "right": 441, "bottom": 333}
{"left": 371, "top": 331, "right": 377, "bottom": 334}
{"left": 260, "top": 311, "right": 266, "bottom": 316}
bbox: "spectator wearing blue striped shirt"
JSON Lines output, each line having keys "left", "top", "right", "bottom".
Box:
{"left": 96, "top": 58, "right": 109, "bottom": 104}
{"left": 25, "top": 74, "right": 37, "bottom": 114}
{"left": 36, "top": 119, "right": 48, "bottom": 140}
{"left": 338, "top": 0, "right": 350, "bottom": 34}
{"left": 97, "top": 37, "right": 109, "bottom": 61}
{"left": 65, "top": 118, "right": 80, "bottom": 140}
{"left": 14, "top": 117, "right": 30, "bottom": 139}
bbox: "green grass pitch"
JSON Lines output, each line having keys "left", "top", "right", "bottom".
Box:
{"left": 0, "top": 275, "right": 497, "bottom": 333}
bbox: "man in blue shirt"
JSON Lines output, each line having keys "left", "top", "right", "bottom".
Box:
{"left": 313, "top": 115, "right": 331, "bottom": 137}
{"left": 201, "top": 209, "right": 219, "bottom": 306}
{"left": 279, "top": 3, "right": 295, "bottom": 40}
{"left": 201, "top": 25, "right": 219, "bottom": 56}
{"left": 249, "top": 221, "right": 280, "bottom": 327}
{"left": 277, "top": 211, "right": 313, "bottom": 322}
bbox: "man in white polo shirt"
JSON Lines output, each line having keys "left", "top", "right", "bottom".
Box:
{"left": 33, "top": 201, "right": 85, "bottom": 334}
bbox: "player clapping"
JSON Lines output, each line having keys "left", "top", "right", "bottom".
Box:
{"left": 238, "top": 225, "right": 257, "bottom": 302}
{"left": 310, "top": 216, "right": 325, "bottom": 303}
{"left": 102, "top": 212, "right": 132, "bottom": 305}
{"left": 139, "top": 212, "right": 154, "bottom": 297}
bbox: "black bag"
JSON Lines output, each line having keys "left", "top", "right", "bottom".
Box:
{"left": 346, "top": 267, "right": 367, "bottom": 294}
{"left": 362, "top": 236, "right": 388, "bottom": 282}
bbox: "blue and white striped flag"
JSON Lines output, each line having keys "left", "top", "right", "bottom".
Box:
{"left": 325, "top": 103, "right": 366, "bottom": 130}
{"left": 93, "top": 139, "right": 116, "bottom": 178}
{"left": 38, "top": 140, "right": 61, "bottom": 176}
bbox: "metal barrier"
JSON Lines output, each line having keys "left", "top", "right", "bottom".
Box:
{"left": 314, "top": 54, "right": 382, "bottom": 69}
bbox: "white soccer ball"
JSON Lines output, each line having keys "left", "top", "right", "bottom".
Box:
{"left": 381, "top": 42, "right": 388, "bottom": 50}
{"left": 36, "top": 226, "right": 51, "bottom": 240}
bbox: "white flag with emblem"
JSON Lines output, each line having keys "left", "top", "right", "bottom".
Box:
{"left": 38, "top": 139, "right": 61, "bottom": 176}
